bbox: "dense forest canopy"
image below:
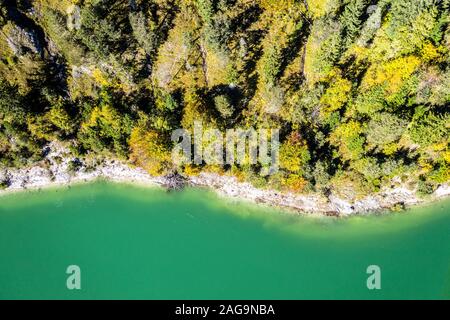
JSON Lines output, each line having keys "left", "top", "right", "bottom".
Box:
{"left": 0, "top": 0, "right": 449, "bottom": 199}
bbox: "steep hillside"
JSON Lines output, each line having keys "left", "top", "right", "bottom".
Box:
{"left": 1, "top": 0, "right": 449, "bottom": 199}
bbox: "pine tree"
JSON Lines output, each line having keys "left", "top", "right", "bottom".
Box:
{"left": 341, "top": 0, "right": 367, "bottom": 47}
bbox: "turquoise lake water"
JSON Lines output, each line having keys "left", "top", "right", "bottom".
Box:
{"left": 0, "top": 182, "right": 449, "bottom": 299}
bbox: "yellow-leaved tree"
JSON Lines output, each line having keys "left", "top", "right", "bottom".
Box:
{"left": 129, "top": 126, "right": 173, "bottom": 176}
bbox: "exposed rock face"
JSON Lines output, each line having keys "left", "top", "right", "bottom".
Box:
{"left": 72, "top": 66, "right": 92, "bottom": 79}
{"left": 5, "top": 24, "right": 43, "bottom": 57}
{"left": 435, "top": 185, "right": 450, "bottom": 198}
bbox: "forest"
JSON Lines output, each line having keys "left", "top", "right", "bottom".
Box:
{"left": 0, "top": 0, "right": 449, "bottom": 199}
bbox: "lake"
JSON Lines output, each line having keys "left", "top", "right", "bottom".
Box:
{"left": 0, "top": 182, "right": 449, "bottom": 299}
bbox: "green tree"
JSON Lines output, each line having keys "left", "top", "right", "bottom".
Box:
{"left": 341, "top": 0, "right": 368, "bottom": 47}
{"left": 366, "top": 113, "right": 408, "bottom": 152}
{"left": 408, "top": 107, "right": 449, "bottom": 147}
{"left": 329, "top": 121, "right": 365, "bottom": 161}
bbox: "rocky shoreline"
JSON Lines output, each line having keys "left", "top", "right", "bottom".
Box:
{"left": 1, "top": 142, "right": 449, "bottom": 216}
{"left": 191, "top": 174, "right": 450, "bottom": 216}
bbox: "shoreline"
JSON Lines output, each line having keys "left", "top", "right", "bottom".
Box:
{"left": 1, "top": 142, "right": 449, "bottom": 216}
